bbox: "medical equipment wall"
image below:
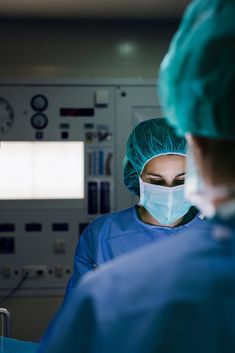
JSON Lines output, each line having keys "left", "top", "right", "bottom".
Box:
{"left": 0, "top": 80, "right": 161, "bottom": 296}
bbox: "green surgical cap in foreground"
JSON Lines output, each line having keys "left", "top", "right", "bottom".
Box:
{"left": 159, "top": 0, "right": 235, "bottom": 140}
{"left": 123, "top": 118, "right": 186, "bottom": 196}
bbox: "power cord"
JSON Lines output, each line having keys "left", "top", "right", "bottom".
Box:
{"left": 0, "top": 272, "right": 29, "bottom": 305}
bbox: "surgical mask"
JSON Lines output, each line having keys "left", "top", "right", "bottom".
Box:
{"left": 185, "top": 146, "right": 235, "bottom": 219}
{"left": 139, "top": 177, "right": 191, "bottom": 225}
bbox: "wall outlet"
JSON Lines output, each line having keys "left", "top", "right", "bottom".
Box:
{"left": 23, "top": 265, "right": 47, "bottom": 279}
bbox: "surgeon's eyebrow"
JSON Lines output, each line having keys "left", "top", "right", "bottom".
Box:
{"left": 175, "top": 172, "right": 186, "bottom": 177}
{"left": 146, "top": 173, "right": 163, "bottom": 177}
{"left": 146, "top": 172, "right": 186, "bottom": 177}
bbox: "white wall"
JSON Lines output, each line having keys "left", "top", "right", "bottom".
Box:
{"left": 0, "top": 22, "right": 177, "bottom": 79}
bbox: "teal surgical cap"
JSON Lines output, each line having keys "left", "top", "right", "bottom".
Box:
{"left": 159, "top": 0, "right": 235, "bottom": 140}
{"left": 123, "top": 118, "right": 187, "bottom": 196}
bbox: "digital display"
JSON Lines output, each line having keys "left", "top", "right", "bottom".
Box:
{"left": 60, "top": 108, "right": 94, "bottom": 117}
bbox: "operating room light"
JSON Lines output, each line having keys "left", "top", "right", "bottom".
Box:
{"left": 118, "top": 42, "right": 137, "bottom": 56}
{"left": 0, "top": 141, "right": 84, "bottom": 199}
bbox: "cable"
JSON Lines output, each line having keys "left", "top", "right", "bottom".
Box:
{"left": 0, "top": 272, "right": 28, "bottom": 305}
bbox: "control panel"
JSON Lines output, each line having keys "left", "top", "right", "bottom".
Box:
{"left": 0, "top": 80, "right": 161, "bottom": 296}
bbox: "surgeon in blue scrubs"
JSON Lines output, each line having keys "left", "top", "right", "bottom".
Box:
{"left": 39, "top": 0, "right": 235, "bottom": 352}
{"left": 65, "top": 117, "right": 202, "bottom": 299}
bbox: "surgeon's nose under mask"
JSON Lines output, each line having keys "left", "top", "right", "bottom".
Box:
{"left": 139, "top": 177, "right": 191, "bottom": 226}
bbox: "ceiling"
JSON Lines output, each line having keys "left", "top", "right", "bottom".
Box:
{"left": 0, "top": 0, "right": 190, "bottom": 20}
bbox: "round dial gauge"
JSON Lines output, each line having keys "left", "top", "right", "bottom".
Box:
{"left": 0, "top": 97, "right": 14, "bottom": 134}
{"left": 31, "top": 95, "right": 48, "bottom": 111}
{"left": 31, "top": 113, "right": 48, "bottom": 130}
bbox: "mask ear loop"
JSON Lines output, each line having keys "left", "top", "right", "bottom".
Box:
{"left": 138, "top": 177, "right": 145, "bottom": 206}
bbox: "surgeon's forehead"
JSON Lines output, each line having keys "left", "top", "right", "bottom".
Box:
{"left": 143, "top": 155, "right": 186, "bottom": 176}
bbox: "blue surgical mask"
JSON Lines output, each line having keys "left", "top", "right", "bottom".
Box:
{"left": 139, "top": 177, "right": 191, "bottom": 225}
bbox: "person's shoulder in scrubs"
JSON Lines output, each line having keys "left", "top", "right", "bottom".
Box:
{"left": 39, "top": 216, "right": 235, "bottom": 353}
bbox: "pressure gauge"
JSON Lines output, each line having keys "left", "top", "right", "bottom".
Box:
{"left": 0, "top": 97, "right": 14, "bottom": 134}
{"left": 31, "top": 113, "right": 48, "bottom": 130}
{"left": 31, "top": 95, "right": 48, "bottom": 111}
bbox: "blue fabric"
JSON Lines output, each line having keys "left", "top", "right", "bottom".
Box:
{"left": 39, "top": 216, "right": 235, "bottom": 353}
{"left": 0, "top": 337, "right": 39, "bottom": 353}
{"left": 65, "top": 206, "right": 202, "bottom": 301}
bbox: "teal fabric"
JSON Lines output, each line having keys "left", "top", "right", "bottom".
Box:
{"left": 0, "top": 337, "right": 39, "bottom": 353}
{"left": 159, "top": 0, "right": 235, "bottom": 140}
{"left": 123, "top": 118, "right": 187, "bottom": 195}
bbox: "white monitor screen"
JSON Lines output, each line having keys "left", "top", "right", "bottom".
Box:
{"left": 0, "top": 141, "right": 84, "bottom": 200}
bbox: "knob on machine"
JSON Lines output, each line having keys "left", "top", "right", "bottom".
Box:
{"left": 31, "top": 95, "right": 48, "bottom": 130}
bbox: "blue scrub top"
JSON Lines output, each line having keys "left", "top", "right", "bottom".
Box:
{"left": 39, "top": 215, "right": 235, "bottom": 353}
{"left": 65, "top": 206, "right": 202, "bottom": 300}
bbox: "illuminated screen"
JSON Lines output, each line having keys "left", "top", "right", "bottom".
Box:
{"left": 0, "top": 142, "right": 84, "bottom": 200}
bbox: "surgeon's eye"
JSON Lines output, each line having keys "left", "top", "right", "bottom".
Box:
{"left": 173, "top": 178, "right": 185, "bottom": 186}
{"left": 147, "top": 178, "right": 166, "bottom": 186}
